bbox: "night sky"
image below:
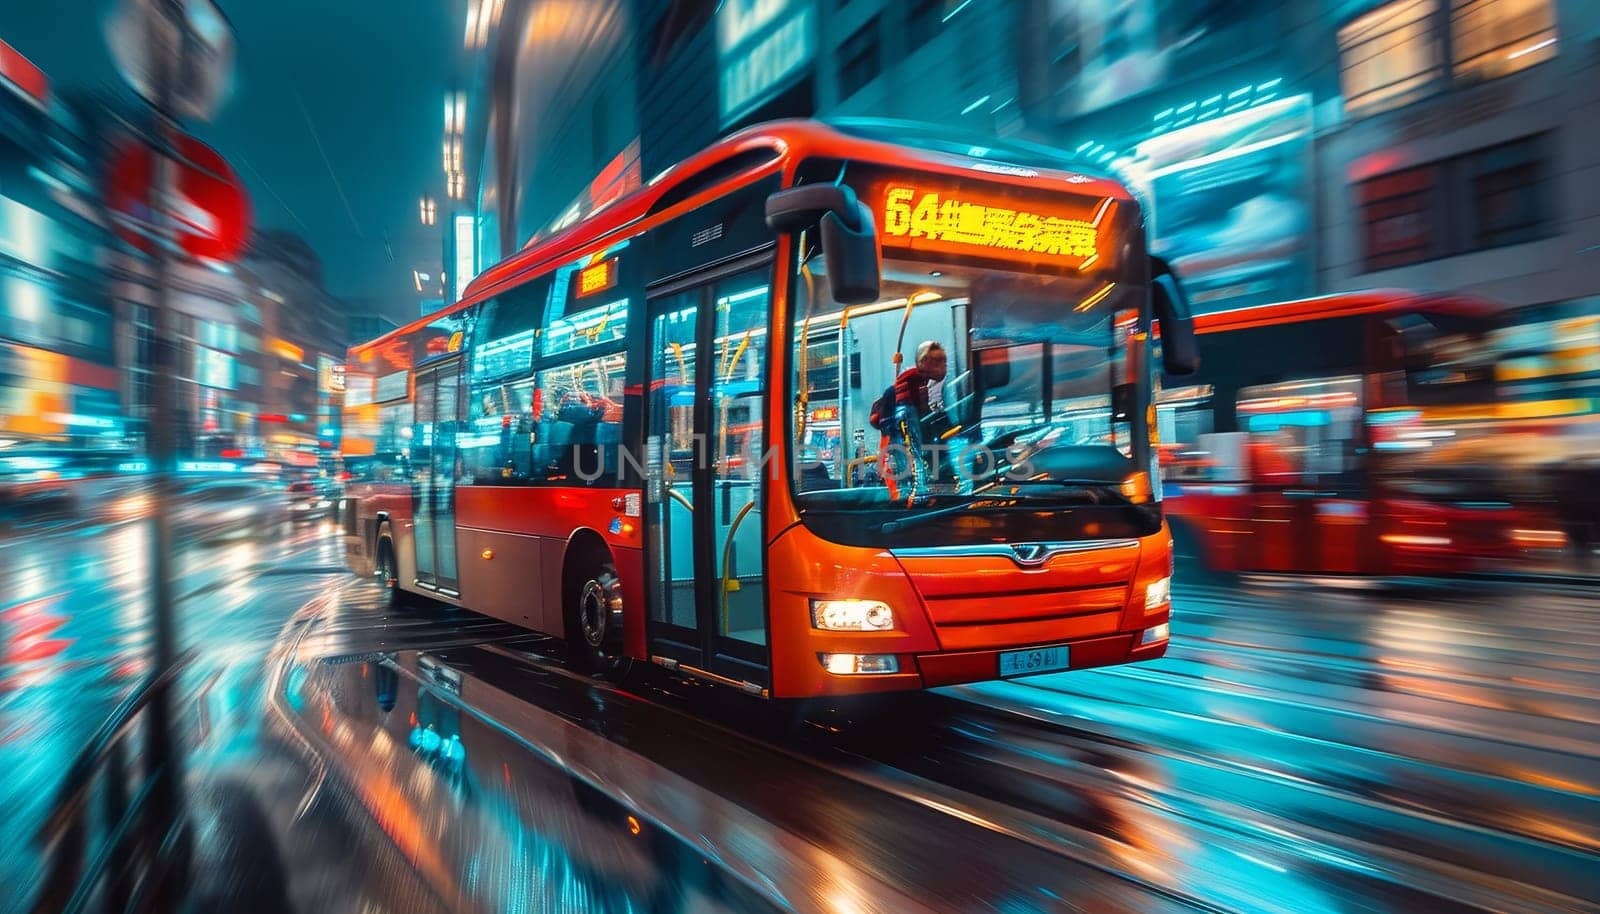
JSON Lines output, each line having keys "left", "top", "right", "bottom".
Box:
{"left": 1, "top": 0, "right": 455, "bottom": 326}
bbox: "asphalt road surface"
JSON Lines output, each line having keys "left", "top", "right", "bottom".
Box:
{"left": 3, "top": 517, "right": 1597, "bottom": 913}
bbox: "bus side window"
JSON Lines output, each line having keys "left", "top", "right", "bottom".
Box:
{"left": 463, "top": 274, "right": 549, "bottom": 486}
{"left": 465, "top": 377, "right": 536, "bottom": 484}
{"left": 377, "top": 403, "right": 412, "bottom": 481}
{"left": 1236, "top": 377, "right": 1364, "bottom": 489}
{"left": 532, "top": 353, "right": 624, "bottom": 485}
{"left": 1156, "top": 385, "right": 1224, "bottom": 482}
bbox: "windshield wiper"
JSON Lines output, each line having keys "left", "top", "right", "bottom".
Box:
{"left": 880, "top": 481, "right": 1130, "bottom": 536}
{"left": 973, "top": 477, "right": 1136, "bottom": 504}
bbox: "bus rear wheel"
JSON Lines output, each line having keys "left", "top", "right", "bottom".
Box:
{"left": 568, "top": 557, "right": 627, "bottom": 680}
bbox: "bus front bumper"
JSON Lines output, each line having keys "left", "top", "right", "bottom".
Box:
{"left": 791, "top": 629, "right": 1170, "bottom": 696}
{"left": 916, "top": 631, "right": 1168, "bottom": 688}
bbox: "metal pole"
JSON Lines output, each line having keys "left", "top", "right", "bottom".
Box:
{"left": 142, "top": 0, "right": 189, "bottom": 889}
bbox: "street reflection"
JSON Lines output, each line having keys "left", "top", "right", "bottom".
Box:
{"left": 4, "top": 513, "right": 1599, "bottom": 911}
{"left": 218, "top": 566, "right": 1600, "bottom": 913}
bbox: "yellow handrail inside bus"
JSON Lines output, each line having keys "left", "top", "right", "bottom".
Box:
{"left": 796, "top": 249, "right": 816, "bottom": 441}
{"left": 844, "top": 453, "right": 877, "bottom": 488}
{"left": 723, "top": 330, "right": 752, "bottom": 382}
{"left": 893, "top": 290, "right": 943, "bottom": 371}
{"left": 669, "top": 342, "right": 687, "bottom": 383}
{"left": 718, "top": 498, "right": 758, "bottom": 627}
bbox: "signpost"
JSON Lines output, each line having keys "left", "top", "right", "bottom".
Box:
{"left": 107, "top": 0, "right": 234, "bottom": 121}
{"left": 108, "top": 131, "right": 251, "bottom": 260}
{"left": 107, "top": 3, "right": 237, "bottom": 903}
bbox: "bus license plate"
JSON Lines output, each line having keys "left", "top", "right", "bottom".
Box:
{"left": 998, "top": 645, "right": 1070, "bottom": 678}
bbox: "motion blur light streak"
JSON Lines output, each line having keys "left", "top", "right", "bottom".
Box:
{"left": 3, "top": 0, "right": 1600, "bottom": 910}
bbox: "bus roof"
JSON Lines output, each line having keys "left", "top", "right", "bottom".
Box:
{"left": 350, "top": 118, "right": 1134, "bottom": 360}
{"left": 1194, "top": 290, "right": 1509, "bottom": 335}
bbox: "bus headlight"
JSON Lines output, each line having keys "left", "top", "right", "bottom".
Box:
{"left": 1144, "top": 576, "right": 1171, "bottom": 610}
{"left": 811, "top": 599, "right": 896, "bottom": 631}
{"left": 819, "top": 653, "right": 900, "bottom": 675}
{"left": 1139, "top": 622, "right": 1170, "bottom": 646}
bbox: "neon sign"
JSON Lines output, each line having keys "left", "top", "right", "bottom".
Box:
{"left": 577, "top": 259, "right": 618, "bottom": 298}
{"left": 879, "top": 183, "right": 1114, "bottom": 271}
{"left": 453, "top": 214, "right": 476, "bottom": 303}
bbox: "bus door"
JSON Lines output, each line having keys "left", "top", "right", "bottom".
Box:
{"left": 644, "top": 260, "right": 772, "bottom": 689}
{"left": 411, "top": 357, "right": 464, "bottom": 593}
{"left": 1238, "top": 377, "right": 1366, "bottom": 573}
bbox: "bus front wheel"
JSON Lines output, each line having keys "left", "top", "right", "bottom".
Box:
{"left": 376, "top": 533, "right": 410, "bottom": 612}
{"left": 568, "top": 554, "right": 627, "bottom": 680}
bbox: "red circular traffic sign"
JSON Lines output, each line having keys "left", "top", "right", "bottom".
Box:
{"left": 108, "top": 132, "right": 251, "bottom": 262}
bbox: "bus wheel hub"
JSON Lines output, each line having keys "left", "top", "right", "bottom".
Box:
{"left": 579, "top": 579, "right": 610, "bottom": 648}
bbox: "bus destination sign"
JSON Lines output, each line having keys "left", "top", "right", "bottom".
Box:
{"left": 577, "top": 258, "right": 618, "bottom": 298}
{"left": 876, "top": 181, "right": 1115, "bottom": 272}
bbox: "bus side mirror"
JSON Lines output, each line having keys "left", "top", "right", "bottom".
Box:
{"left": 767, "top": 184, "right": 881, "bottom": 305}
{"left": 1151, "top": 256, "right": 1199, "bottom": 376}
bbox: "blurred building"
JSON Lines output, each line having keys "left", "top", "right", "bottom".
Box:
{"left": 1316, "top": 0, "right": 1599, "bottom": 309}
{"left": 0, "top": 40, "right": 123, "bottom": 447}
{"left": 239, "top": 230, "right": 349, "bottom": 465}
{"left": 346, "top": 310, "right": 400, "bottom": 347}
{"left": 448, "top": 0, "right": 1030, "bottom": 278}
{"left": 442, "top": 0, "right": 1600, "bottom": 325}
{"left": 4, "top": 38, "right": 355, "bottom": 465}
{"left": 111, "top": 251, "right": 263, "bottom": 458}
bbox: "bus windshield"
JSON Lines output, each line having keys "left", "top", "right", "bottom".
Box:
{"left": 789, "top": 248, "right": 1156, "bottom": 547}
{"left": 1388, "top": 309, "right": 1500, "bottom": 406}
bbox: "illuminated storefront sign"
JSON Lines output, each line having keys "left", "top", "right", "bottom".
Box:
{"left": 0, "top": 39, "right": 48, "bottom": 108}
{"left": 1020, "top": 0, "right": 1279, "bottom": 121}
{"left": 1123, "top": 94, "right": 1313, "bottom": 310}
{"left": 0, "top": 199, "right": 50, "bottom": 269}
{"left": 718, "top": 0, "right": 814, "bottom": 125}
{"left": 577, "top": 258, "right": 618, "bottom": 298}
{"left": 269, "top": 337, "right": 304, "bottom": 362}
{"left": 453, "top": 214, "right": 476, "bottom": 303}
{"left": 43, "top": 412, "right": 117, "bottom": 430}
{"left": 195, "top": 345, "right": 235, "bottom": 390}
{"left": 317, "top": 354, "right": 338, "bottom": 393}
{"left": 877, "top": 182, "right": 1115, "bottom": 271}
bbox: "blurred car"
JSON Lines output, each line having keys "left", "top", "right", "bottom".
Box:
{"left": 0, "top": 456, "right": 75, "bottom": 516}
{"left": 286, "top": 480, "right": 334, "bottom": 522}
{"left": 173, "top": 477, "right": 287, "bottom": 543}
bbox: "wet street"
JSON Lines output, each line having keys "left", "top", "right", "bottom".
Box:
{"left": 0, "top": 513, "right": 348, "bottom": 912}
{"left": 4, "top": 518, "right": 1599, "bottom": 913}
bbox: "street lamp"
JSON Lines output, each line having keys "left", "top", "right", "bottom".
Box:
{"left": 444, "top": 92, "right": 465, "bottom": 136}
{"left": 464, "top": 0, "right": 504, "bottom": 49}
{"left": 419, "top": 197, "right": 436, "bottom": 226}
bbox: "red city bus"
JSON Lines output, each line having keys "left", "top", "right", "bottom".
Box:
{"left": 340, "top": 119, "right": 1196, "bottom": 698}
{"left": 1160, "top": 290, "right": 1570, "bottom": 577}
